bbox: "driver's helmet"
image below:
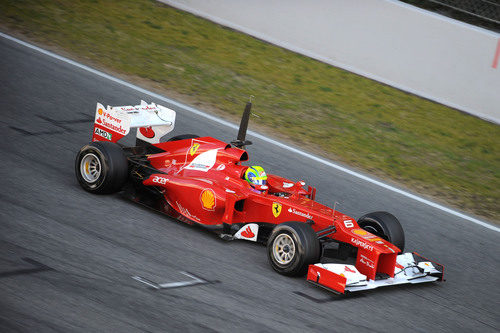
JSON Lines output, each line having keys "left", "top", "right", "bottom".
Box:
{"left": 244, "top": 166, "right": 267, "bottom": 190}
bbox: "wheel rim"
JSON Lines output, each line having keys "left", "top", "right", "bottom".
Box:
{"left": 272, "top": 234, "right": 296, "bottom": 265}
{"left": 80, "top": 153, "right": 101, "bottom": 183}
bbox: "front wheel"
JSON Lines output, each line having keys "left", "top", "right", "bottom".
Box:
{"left": 357, "top": 211, "right": 405, "bottom": 252}
{"left": 75, "top": 141, "right": 128, "bottom": 194}
{"left": 267, "top": 222, "right": 320, "bottom": 276}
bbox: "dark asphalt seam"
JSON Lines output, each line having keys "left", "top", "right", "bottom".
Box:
{"left": 7, "top": 112, "right": 92, "bottom": 136}
{"left": 0, "top": 257, "right": 55, "bottom": 278}
{"left": 293, "top": 291, "right": 340, "bottom": 303}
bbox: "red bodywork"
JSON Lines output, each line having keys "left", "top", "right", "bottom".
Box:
{"left": 140, "top": 136, "right": 400, "bottom": 281}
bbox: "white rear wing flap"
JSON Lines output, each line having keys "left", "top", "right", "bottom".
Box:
{"left": 92, "top": 100, "right": 175, "bottom": 144}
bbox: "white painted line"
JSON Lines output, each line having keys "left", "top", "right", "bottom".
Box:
{"left": 132, "top": 276, "right": 160, "bottom": 289}
{"left": 1, "top": 32, "right": 498, "bottom": 232}
{"left": 132, "top": 272, "right": 208, "bottom": 290}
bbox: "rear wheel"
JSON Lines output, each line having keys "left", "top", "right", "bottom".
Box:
{"left": 357, "top": 211, "right": 405, "bottom": 252}
{"left": 267, "top": 222, "right": 320, "bottom": 276}
{"left": 75, "top": 141, "right": 128, "bottom": 194}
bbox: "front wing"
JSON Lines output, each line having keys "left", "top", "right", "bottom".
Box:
{"left": 307, "top": 252, "right": 444, "bottom": 294}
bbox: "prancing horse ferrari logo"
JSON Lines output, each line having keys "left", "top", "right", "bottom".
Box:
{"left": 189, "top": 143, "right": 200, "bottom": 156}
{"left": 272, "top": 202, "right": 282, "bottom": 218}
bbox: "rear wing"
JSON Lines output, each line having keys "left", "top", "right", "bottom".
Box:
{"left": 92, "top": 100, "right": 175, "bottom": 144}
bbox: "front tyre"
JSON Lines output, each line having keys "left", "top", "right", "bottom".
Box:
{"left": 75, "top": 141, "right": 128, "bottom": 194}
{"left": 357, "top": 211, "right": 405, "bottom": 252}
{"left": 267, "top": 222, "right": 320, "bottom": 276}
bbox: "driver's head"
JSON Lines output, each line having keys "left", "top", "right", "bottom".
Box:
{"left": 244, "top": 166, "right": 267, "bottom": 190}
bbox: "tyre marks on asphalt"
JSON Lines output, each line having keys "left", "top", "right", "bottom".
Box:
{"left": 0, "top": 258, "right": 55, "bottom": 278}
{"left": 9, "top": 113, "right": 93, "bottom": 136}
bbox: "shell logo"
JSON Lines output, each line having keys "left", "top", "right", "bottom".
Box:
{"left": 352, "top": 229, "right": 368, "bottom": 236}
{"left": 98, "top": 108, "right": 103, "bottom": 115}
{"left": 200, "top": 189, "right": 216, "bottom": 210}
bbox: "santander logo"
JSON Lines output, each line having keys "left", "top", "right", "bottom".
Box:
{"left": 241, "top": 225, "right": 255, "bottom": 238}
{"left": 287, "top": 207, "right": 313, "bottom": 219}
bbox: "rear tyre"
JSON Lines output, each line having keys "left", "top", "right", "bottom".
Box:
{"left": 267, "top": 222, "right": 320, "bottom": 276}
{"left": 75, "top": 141, "right": 128, "bottom": 194}
{"left": 357, "top": 211, "right": 405, "bottom": 252}
{"left": 167, "top": 134, "right": 199, "bottom": 141}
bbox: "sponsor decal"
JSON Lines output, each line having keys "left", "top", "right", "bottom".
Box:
{"left": 344, "top": 266, "right": 356, "bottom": 273}
{"left": 234, "top": 223, "right": 259, "bottom": 241}
{"left": 343, "top": 220, "right": 354, "bottom": 228}
{"left": 94, "top": 127, "right": 112, "bottom": 140}
{"left": 384, "top": 244, "right": 396, "bottom": 253}
{"left": 164, "top": 159, "right": 176, "bottom": 167}
{"left": 367, "top": 237, "right": 383, "bottom": 242}
{"left": 98, "top": 108, "right": 103, "bottom": 115}
{"left": 190, "top": 143, "right": 200, "bottom": 156}
{"left": 216, "top": 164, "right": 226, "bottom": 171}
{"left": 351, "top": 237, "right": 374, "bottom": 251}
{"left": 352, "top": 229, "right": 368, "bottom": 236}
{"left": 100, "top": 111, "right": 127, "bottom": 134}
{"left": 360, "top": 254, "right": 375, "bottom": 269}
{"left": 139, "top": 126, "right": 155, "bottom": 138}
{"left": 363, "top": 234, "right": 378, "bottom": 239}
{"left": 200, "top": 189, "right": 216, "bottom": 210}
{"left": 185, "top": 149, "right": 218, "bottom": 172}
{"left": 287, "top": 207, "right": 313, "bottom": 219}
{"left": 120, "top": 104, "right": 158, "bottom": 112}
{"left": 152, "top": 175, "right": 168, "bottom": 185}
{"left": 176, "top": 201, "right": 200, "bottom": 221}
{"left": 272, "top": 202, "right": 282, "bottom": 218}
{"left": 240, "top": 226, "right": 255, "bottom": 239}
{"left": 282, "top": 182, "right": 294, "bottom": 188}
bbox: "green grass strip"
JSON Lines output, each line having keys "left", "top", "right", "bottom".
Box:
{"left": 1, "top": 0, "right": 498, "bottom": 221}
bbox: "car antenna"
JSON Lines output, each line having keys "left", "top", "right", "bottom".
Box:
{"left": 231, "top": 96, "right": 254, "bottom": 148}
{"left": 332, "top": 201, "right": 339, "bottom": 221}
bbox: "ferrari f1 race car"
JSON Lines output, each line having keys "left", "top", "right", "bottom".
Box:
{"left": 75, "top": 100, "right": 444, "bottom": 295}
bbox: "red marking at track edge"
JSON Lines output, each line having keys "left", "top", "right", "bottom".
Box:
{"left": 492, "top": 39, "right": 500, "bottom": 69}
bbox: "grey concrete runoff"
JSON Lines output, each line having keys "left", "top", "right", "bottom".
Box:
{"left": 0, "top": 35, "right": 499, "bottom": 332}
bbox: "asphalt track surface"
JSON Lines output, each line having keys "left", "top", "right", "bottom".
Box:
{"left": 0, "top": 35, "right": 499, "bottom": 333}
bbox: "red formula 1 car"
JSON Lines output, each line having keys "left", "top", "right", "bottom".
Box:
{"left": 75, "top": 100, "right": 444, "bottom": 294}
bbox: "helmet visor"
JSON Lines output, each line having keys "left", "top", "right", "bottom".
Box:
{"left": 252, "top": 178, "right": 267, "bottom": 186}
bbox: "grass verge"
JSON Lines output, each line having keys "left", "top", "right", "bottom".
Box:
{"left": 1, "top": 0, "right": 498, "bottom": 221}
